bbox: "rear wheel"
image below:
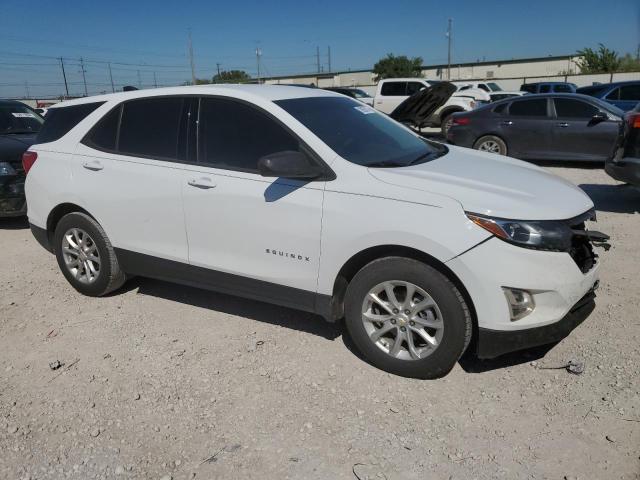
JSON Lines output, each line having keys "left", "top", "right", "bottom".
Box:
{"left": 344, "top": 257, "right": 472, "bottom": 379}
{"left": 473, "top": 135, "right": 508, "bottom": 155}
{"left": 440, "top": 112, "right": 456, "bottom": 136}
{"left": 53, "top": 212, "right": 126, "bottom": 296}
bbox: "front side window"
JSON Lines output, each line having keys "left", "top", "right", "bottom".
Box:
{"left": 36, "top": 102, "right": 102, "bottom": 143}
{"left": 118, "top": 97, "right": 185, "bottom": 160}
{"left": 554, "top": 98, "right": 598, "bottom": 118}
{"left": 380, "top": 82, "right": 407, "bottom": 96}
{"left": 509, "top": 98, "right": 548, "bottom": 117}
{"left": 619, "top": 85, "right": 640, "bottom": 101}
{"left": 198, "top": 98, "right": 299, "bottom": 172}
{"left": 553, "top": 84, "right": 573, "bottom": 93}
{"left": 539, "top": 84, "right": 551, "bottom": 93}
{"left": 275, "top": 96, "right": 445, "bottom": 168}
{"left": 606, "top": 88, "right": 620, "bottom": 100}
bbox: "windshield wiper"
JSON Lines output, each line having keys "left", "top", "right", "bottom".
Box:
{"left": 366, "top": 160, "right": 406, "bottom": 168}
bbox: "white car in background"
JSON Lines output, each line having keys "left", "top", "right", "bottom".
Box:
{"left": 24, "top": 85, "right": 604, "bottom": 379}
{"left": 373, "top": 78, "right": 489, "bottom": 134}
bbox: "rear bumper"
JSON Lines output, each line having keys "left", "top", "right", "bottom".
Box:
{"left": 446, "top": 127, "right": 475, "bottom": 147}
{"left": 0, "top": 195, "right": 27, "bottom": 217}
{"left": 605, "top": 157, "right": 640, "bottom": 186}
{"left": 476, "top": 290, "right": 596, "bottom": 359}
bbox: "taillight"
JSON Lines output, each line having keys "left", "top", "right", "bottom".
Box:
{"left": 627, "top": 113, "right": 640, "bottom": 129}
{"left": 453, "top": 117, "right": 470, "bottom": 126}
{"left": 22, "top": 151, "right": 38, "bottom": 174}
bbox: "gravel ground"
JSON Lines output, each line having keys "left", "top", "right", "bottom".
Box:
{"left": 1, "top": 164, "right": 639, "bottom": 480}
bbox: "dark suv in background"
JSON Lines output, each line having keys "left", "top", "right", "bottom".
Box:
{"left": 0, "top": 100, "right": 43, "bottom": 217}
{"left": 520, "top": 82, "right": 577, "bottom": 94}
{"left": 577, "top": 81, "right": 640, "bottom": 112}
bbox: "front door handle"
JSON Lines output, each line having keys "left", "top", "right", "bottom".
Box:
{"left": 187, "top": 177, "right": 216, "bottom": 189}
{"left": 82, "top": 160, "right": 103, "bottom": 171}
{"left": 556, "top": 122, "right": 570, "bottom": 128}
{"left": 501, "top": 121, "right": 513, "bottom": 126}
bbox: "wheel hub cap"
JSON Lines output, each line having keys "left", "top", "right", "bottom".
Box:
{"left": 61, "top": 228, "right": 101, "bottom": 285}
{"left": 361, "top": 280, "right": 444, "bottom": 361}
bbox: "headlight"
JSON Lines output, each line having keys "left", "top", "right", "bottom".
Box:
{"left": 466, "top": 212, "right": 574, "bottom": 251}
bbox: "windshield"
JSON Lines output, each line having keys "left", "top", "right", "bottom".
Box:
{"left": 0, "top": 103, "right": 44, "bottom": 134}
{"left": 352, "top": 89, "right": 372, "bottom": 99}
{"left": 487, "top": 82, "right": 502, "bottom": 92}
{"left": 275, "top": 96, "right": 445, "bottom": 168}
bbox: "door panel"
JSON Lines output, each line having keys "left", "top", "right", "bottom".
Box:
{"left": 72, "top": 144, "right": 189, "bottom": 262}
{"left": 182, "top": 167, "right": 324, "bottom": 294}
{"left": 375, "top": 81, "right": 407, "bottom": 114}
{"left": 503, "top": 98, "right": 552, "bottom": 158}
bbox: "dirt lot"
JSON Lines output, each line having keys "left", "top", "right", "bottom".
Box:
{"left": 1, "top": 165, "right": 639, "bottom": 480}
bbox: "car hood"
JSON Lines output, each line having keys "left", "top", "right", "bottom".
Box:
{"left": 367, "top": 146, "right": 594, "bottom": 220}
{"left": 390, "top": 82, "right": 457, "bottom": 127}
{"left": 0, "top": 133, "right": 38, "bottom": 163}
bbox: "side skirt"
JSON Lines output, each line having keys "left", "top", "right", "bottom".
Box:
{"left": 114, "top": 248, "right": 333, "bottom": 321}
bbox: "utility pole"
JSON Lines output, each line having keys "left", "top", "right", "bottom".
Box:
{"left": 316, "top": 46, "right": 320, "bottom": 73}
{"left": 153, "top": 72, "right": 158, "bottom": 88}
{"left": 216, "top": 63, "right": 221, "bottom": 76}
{"left": 188, "top": 30, "right": 196, "bottom": 85}
{"left": 108, "top": 62, "right": 115, "bottom": 92}
{"left": 59, "top": 57, "right": 69, "bottom": 97}
{"left": 79, "top": 57, "right": 88, "bottom": 96}
{"left": 327, "top": 46, "right": 331, "bottom": 72}
{"left": 255, "top": 48, "right": 262, "bottom": 83}
{"left": 446, "top": 18, "right": 452, "bottom": 80}
{"left": 137, "top": 70, "right": 142, "bottom": 89}
{"left": 24, "top": 81, "right": 30, "bottom": 99}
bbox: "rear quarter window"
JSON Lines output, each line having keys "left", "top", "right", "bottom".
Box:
{"left": 36, "top": 102, "right": 104, "bottom": 144}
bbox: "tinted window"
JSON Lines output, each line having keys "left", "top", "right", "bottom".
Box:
{"left": 36, "top": 102, "right": 103, "bottom": 143}
{"left": 118, "top": 97, "right": 184, "bottom": 160}
{"left": 509, "top": 98, "right": 548, "bottom": 117}
{"left": 576, "top": 85, "right": 610, "bottom": 97}
{"left": 493, "top": 102, "right": 508, "bottom": 113}
{"left": 553, "top": 84, "right": 573, "bottom": 93}
{"left": 554, "top": 98, "right": 598, "bottom": 118}
{"left": 199, "top": 98, "right": 299, "bottom": 172}
{"left": 478, "top": 84, "right": 490, "bottom": 92}
{"left": 0, "top": 103, "right": 43, "bottom": 134}
{"left": 539, "top": 84, "right": 551, "bottom": 93}
{"left": 83, "top": 105, "right": 121, "bottom": 151}
{"left": 406, "top": 82, "right": 424, "bottom": 96}
{"left": 276, "top": 97, "right": 444, "bottom": 168}
{"left": 380, "top": 82, "right": 406, "bottom": 96}
{"left": 606, "top": 88, "right": 620, "bottom": 100}
{"left": 619, "top": 84, "right": 640, "bottom": 101}
{"left": 520, "top": 84, "right": 537, "bottom": 93}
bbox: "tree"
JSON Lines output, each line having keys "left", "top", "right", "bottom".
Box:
{"left": 212, "top": 70, "right": 251, "bottom": 83}
{"left": 619, "top": 53, "right": 640, "bottom": 72}
{"left": 373, "top": 54, "right": 423, "bottom": 81}
{"left": 576, "top": 44, "right": 621, "bottom": 73}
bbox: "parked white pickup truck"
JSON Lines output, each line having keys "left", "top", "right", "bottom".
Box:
{"left": 374, "top": 78, "right": 488, "bottom": 134}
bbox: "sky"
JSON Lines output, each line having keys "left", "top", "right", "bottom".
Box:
{"left": 0, "top": 0, "right": 638, "bottom": 98}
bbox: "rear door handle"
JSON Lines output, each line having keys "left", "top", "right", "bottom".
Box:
{"left": 501, "top": 121, "right": 513, "bottom": 126}
{"left": 556, "top": 122, "right": 570, "bottom": 128}
{"left": 82, "top": 160, "right": 103, "bottom": 171}
{"left": 187, "top": 177, "right": 216, "bottom": 189}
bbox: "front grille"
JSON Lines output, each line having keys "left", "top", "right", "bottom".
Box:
{"left": 568, "top": 216, "right": 597, "bottom": 274}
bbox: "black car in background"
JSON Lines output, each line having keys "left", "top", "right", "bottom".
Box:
{"left": 607, "top": 103, "right": 640, "bottom": 186}
{"left": 0, "top": 100, "right": 43, "bottom": 217}
{"left": 447, "top": 94, "right": 624, "bottom": 162}
{"left": 322, "top": 87, "right": 374, "bottom": 105}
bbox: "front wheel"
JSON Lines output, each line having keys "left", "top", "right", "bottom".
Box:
{"left": 473, "top": 135, "right": 508, "bottom": 156}
{"left": 53, "top": 212, "right": 126, "bottom": 296}
{"left": 344, "top": 257, "right": 472, "bottom": 379}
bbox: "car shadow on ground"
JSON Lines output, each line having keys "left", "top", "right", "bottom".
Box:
{"left": 578, "top": 183, "right": 640, "bottom": 214}
{"left": 127, "top": 277, "right": 342, "bottom": 341}
{"left": 0, "top": 217, "right": 29, "bottom": 229}
{"left": 458, "top": 343, "right": 556, "bottom": 373}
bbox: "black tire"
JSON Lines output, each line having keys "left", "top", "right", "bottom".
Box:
{"left": 344, "top": 257, "right": 472, "bottom": 379}
{"left": 440, "top": 112, "right": 457, "bottom": 136}
{"left": 473, "top": 135, "right": 508, "bottom": 156}
{"left": 53, "top": 212, "right": 126, "bottom": 296}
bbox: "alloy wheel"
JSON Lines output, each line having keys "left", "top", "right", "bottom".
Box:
{"left": 478, "top": 140, "right": 501, "bottom": 154}
{"left": 361, "top": 280, "right": 444, "bottom": 361}
{"left": 61, "top": 228, "right": 101, "bottom": 284}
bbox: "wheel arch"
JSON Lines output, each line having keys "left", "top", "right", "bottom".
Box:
{"left": 473, "top": 133, "right": 509, "bottom": 152}
{"left": 328, "top": 245, "right": 477, "bottom": 332}
{"left": 438, "top": 106, "right": 465, "bottom": 123}
{"left": 46, "top": 203, "right": 95, "bottom": 247}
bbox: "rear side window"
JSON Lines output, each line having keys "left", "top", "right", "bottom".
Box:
{"left": 118, "top": 97, "right": 185, "bottom": 160}
{"left": 381, "top": 82, "right": 407, "bottom": 96}
{"left": 554, "top": 98, "right": 598, "bottom": 118}
{"left": 539, "top": 84, "right": 551, "bottom": 93}
{"left": 83, "top": 106, "right": 121, "bottom": 151}
{"left": 509, "top": 98, "right": 548, "bottom": 117}
{"left": 606, "top": 88, "right": 620, "bottom": 100}
{"left": 619, "top": 84, "right": 640, "bottom": 101}
{"left": 520, "top": 84, "right": 536, "bottom": 93}
{"left": 198, "top": 98, "right": 299, "bottom": 172}
{"left": 553, "top": 84, "right": 573, "bottom": 93}
{"left": 36, "top": 102, "right": 104, "bottom": 143}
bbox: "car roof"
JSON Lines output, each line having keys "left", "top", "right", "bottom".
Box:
{"left": 522, "top": 81, "right": 573, "bottom": 86}
{"left": 486, "top": 92, "right": 601, "bottom": 106}
{"left": 48, "top": 84, "right": 340, "bottom": 110}
{"left": 0, "top": 99, "right": 31, "bottom": 107}
{"left": 580, "top": 80, "right": 640, "bottom": 88}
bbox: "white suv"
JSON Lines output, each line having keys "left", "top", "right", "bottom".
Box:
{"left": 24, "top": 85, "right": 604, "bottom": 379}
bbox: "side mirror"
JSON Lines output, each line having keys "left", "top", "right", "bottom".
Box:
{"left": 257, "top": 150, "right": 322, "bottom": 179}
{"left": 591, "top": 111, "right": 608, "bottom": 123}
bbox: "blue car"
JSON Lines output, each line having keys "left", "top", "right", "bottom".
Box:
{"left": 577, "top": 81, "right": 640, "bottom": 112}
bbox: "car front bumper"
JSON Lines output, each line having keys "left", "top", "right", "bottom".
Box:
{"left": 605, "top": 156, "right": 640, "bottom": 186}
{"left": 446, "top": 237, "right": 600, "bottom": 358}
